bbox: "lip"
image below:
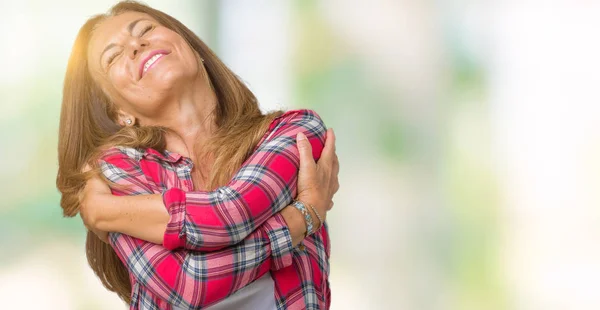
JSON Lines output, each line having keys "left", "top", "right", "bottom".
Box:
{"left": 139, "top": 49, "right": 170, "bottom": 79}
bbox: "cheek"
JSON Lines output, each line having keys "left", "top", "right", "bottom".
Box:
{"left": 103, "top": 69, "right": 137, "bottom": 110}
{"left": 171, "top": 38, "right": 200, "bottom": 71}
{"left": 108, "top": 65, "right": 131, "bottom": 89}
{"left": 186, "top": 49, "right": 201, "bottom": 70}
{"left": 108, "top": 66, "right": 145, "bottom": 102}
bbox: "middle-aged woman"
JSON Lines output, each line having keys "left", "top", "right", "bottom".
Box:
{"left": 56, "top": 1, "right": 339, "bottom": 309}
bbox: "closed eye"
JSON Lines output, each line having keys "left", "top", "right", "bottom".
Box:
{"left": 104, "top": 24, "right": 152, "bottom": 68}
{"left": 139, "top": 25, "right": 153, "bottom": 37}
{"left": 107, "top": 51, "right": 122, "bottom": 66}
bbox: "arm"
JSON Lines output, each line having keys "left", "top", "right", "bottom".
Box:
{"left": 93, "top": 192, "right": 308, "bottom": 248}
{"left": 108, "top": 212, "right": 296, "bottom": 308}
{"left": 89, "top": 109, "right": 327, "bottom": 250}
{"left": 89, "top": 124, "right": 327, "bottom": 248}
{"left": 93, "top": 158, "right": 306, "bottom": 308}
{"left": 162, "top": 109, "right": 326, "bottom": 250}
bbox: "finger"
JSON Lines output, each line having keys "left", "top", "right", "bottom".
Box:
{"left": 297, "top": 132, "right": 316, "bottom": 170}
{"left": 85, "top": 176, "right": 102, "bottom": 192}
{"left": 332, "top": 128, "right": 336, "bottom": 151}
{"left": 81, "top": 163, "right": 92, "bottom": 173}
{"left": 86, "top": 225, "right": 109, "bottom": 244}
{"left": 89, "top": 174, "right": 105, "bottom": 185}
{"left": 99, "top": 231, "right": 109, "bottom": 244}
{"left": 86, "top": 173, "right": 113, "bottom": 194}
{"left": 320, "top": 128, "right": 336, "bottom": 163}
{"left": 331, "top": 169, "right": 340, "bottom": 191}
{"left": 333, "top": 153, "right": 340, "bottom": 176}
{"left": 94, "top": 230, "right": 109, "bottom": 244}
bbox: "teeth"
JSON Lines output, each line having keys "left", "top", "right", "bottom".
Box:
{"left": 143, "top": 54, "right": 164, "bottom": 73}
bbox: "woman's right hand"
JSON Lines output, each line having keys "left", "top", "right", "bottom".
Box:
{"left": 295, "top": 128, "right": 339, "bottom": 227}
{"left": 79, "top": 164, "right": 111, "bottom": 243}
{"left": 79, "top": 164, "right": 168, "bottom": 245}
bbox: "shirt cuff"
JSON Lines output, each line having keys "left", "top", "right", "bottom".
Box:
{"left": 162, "top": 187, "right": 188, "bottom": 250}
{"left": 263, "top": 213, "right": 294, "bottom": 271}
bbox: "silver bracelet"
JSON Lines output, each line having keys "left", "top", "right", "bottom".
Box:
{"left": 292, "top": 200, "right": 314, "bottom": 236}
{"left": 306, "top": 202, "right": 324, "bottom": 231}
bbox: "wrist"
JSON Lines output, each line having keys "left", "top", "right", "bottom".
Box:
{"left": 304, "top": 201, "right": 324, "bottom": 231}
{"left": 294, "top": 196, "right": 326, "bottom": 231}
{"left": 296, "top": 192, "right": 324, "bottom": 218}
{"left": 281, "top": 206, "right": 307, "bottom": 246}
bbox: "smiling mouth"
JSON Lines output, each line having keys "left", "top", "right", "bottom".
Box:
{"left": 141, "top": 52, "right": 167, "bottom": 78}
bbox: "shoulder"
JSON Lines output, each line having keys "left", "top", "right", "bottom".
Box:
{"left": 270, "top": 109, "right": 327, "bottom": 134}
{"left": 276, "top": 109, "right": 324, "bottom": 124}
{"left": 96, "top": 146, "right": 152, "bottom": 189}
{"left": 97, "top": 146, "right": 144, "bottom": 167}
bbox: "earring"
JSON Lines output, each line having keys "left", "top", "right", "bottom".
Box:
{"left": 126, "top": 119, "right": 132, "bottom": 125}
{"left": 201, "top": 58, "right": 205, "bottom": 62}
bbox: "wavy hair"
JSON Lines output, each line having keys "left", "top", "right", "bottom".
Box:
{"left": 56, "top": 0, "right": 282, "bottom": 303}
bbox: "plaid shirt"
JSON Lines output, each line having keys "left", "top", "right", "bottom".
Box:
{"left": 99, "top": 109, "right": 331, "bottom": 310}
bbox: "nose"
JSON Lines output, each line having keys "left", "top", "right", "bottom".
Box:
{"left": 127, "top": 37, "right": 149, "bottom": 59}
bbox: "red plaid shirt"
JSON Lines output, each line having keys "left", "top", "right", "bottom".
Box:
{"left": 99, "top": 109, "right": 331, "bottom": 309}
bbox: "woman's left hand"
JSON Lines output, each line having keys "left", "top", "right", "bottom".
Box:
{"left": 79, "top": 164, "right": 111, "bottom": 243}
{"left": 295, "top": 128, "right": 339, "bottom": 223}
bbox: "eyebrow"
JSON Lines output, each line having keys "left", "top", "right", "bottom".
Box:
{"left": 99, "top": 18, "right": 146, "bottom": 63}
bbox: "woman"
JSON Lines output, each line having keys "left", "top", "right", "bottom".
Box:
{"left": 56, "top": 1, "right": 338, "bottom": 310}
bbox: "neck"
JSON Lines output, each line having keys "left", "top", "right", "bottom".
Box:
{"left": 144, "top": 79, "right": 218, "bottom": 158}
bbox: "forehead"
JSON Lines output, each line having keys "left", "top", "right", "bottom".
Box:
{"left": 88, "top": 11, "right": 156, "bottom": 59}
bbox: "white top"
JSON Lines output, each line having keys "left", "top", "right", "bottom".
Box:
{"left": 204, "top": 273, "right": 277, "bottom": 310}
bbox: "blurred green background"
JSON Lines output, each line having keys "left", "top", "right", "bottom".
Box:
{"left": 1, "top": 1, "right": 599, "bottom": 309}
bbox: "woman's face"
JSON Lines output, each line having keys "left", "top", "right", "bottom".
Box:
{"left": 87, "top": 11, "right": 201, "bottom": 122}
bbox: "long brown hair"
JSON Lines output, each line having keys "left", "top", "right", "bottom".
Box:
{"left": 56, "top": 0, "right": 282, "bottom": 303}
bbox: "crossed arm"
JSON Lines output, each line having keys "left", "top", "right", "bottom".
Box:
{"left": 84, "top": 109, "right": 337, "bottom": 250}
{"left": 81, "top": 109, "right": 339, "bottom": 307}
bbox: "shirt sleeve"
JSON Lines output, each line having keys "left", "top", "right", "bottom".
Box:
{"left": 162, "top": 109, "right": 327, "bottom": 251}
{"left": 99, "top": 153, "right": 294, "bottom": 307}
{"left": 108, "top": 216, "right": 292, "bottom": 308}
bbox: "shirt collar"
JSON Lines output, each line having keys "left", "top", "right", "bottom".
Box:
{"left": 142, "top": 147, "right": 184, "bottom": 164}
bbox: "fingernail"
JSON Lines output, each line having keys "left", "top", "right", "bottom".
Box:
{"left": 297, "top": 132, "right": 307, "bottom": 141}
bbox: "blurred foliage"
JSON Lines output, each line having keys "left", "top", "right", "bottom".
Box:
{"left": 0, "top": 1, "right": 509, "bottom": 309}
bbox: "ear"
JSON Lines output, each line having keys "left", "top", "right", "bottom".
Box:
{"left": 116, "top": 109, "right": 136, "bottom": 127}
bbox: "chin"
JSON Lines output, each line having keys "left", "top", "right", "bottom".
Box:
{"left": 152, "top": 64, "right": 197, "bottom": 87}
